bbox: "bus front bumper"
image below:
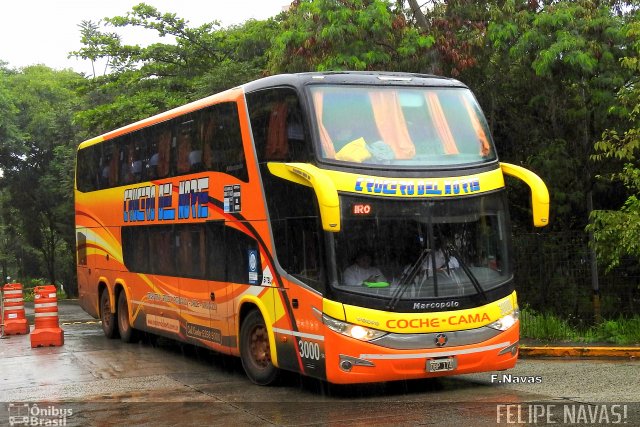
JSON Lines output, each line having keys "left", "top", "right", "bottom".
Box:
{"left": 324, "top": 321, "right": 519, "bottom": 384}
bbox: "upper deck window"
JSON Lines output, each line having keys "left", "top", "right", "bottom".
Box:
{"left": 309, "top": 85, "right": 496, "bottom": 167}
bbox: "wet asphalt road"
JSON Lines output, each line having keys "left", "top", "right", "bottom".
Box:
{"left": 1, "top": 301, "right": 638, "bottom": 426}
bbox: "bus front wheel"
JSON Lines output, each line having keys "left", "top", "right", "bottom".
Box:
{"left": 100, "top": 290, "right": 118, "bottom": 339}
{"left": 117, "top": 291, "right": 138, "bottom": 343}
{"left": 240, "top": 310, "right": 279, "bottom": 385}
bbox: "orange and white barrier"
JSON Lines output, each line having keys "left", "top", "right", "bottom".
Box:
{"left": 2, "top": 283, "right": 30, "bottom": 335}
{"left": 30, "top": 285, "right": 64, "bottom": 348}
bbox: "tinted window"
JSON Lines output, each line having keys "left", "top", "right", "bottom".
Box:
{"left": 77, "top": 232, "right": 87, "bottom": 265}
{"left": 224, "top": 222, "right": 261, "bottom": 284}
{"left": 246, "top": 87, "right": 313, "bottom": 164}
{"left": 76, "top": 101, "right": 248, "bottom": 192}
{"left": 122, "top": 222, "right": 261, "bottom": 284}
{"left": 202, "top": 103, "right": 248, "bottom": 182}
{"left": 76, "top": 145, "right": 101, "bottom": 192}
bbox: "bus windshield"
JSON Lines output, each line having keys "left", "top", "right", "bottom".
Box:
{"left": 332, "top": 192, "right": 511, "bottom": 300}
{"left": 309, "top": 85, "right": 496, "bottom": 167}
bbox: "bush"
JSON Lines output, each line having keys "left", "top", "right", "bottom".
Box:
{"left": 520, "top": 306, "right": 577, "bottom": 341}
{"left": 521, "top": 306, "right": 640, "bottom": 345}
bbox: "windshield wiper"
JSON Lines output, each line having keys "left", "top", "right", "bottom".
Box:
{"left": 446, "top": 244, "right": 488, "bottom": 301}
{"left": 387, "top": 248, "right": 431, "bottom": 310}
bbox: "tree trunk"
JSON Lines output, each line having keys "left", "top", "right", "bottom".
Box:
{"left": 407, "top": 0, "right": 430, "bottom": 32}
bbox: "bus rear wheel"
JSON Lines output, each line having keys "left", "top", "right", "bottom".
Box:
{"left": 240, "top": 310, "right": 279, "bottom": 385}
{"left": 117, "top": 291, "right": 138, "bottom": 343}
{"left": 100, "top": 289, "right": 118, "bottom": 339}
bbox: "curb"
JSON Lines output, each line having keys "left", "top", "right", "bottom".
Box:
{"left": 520, "top": 346, "right": 640, "bottom": 358}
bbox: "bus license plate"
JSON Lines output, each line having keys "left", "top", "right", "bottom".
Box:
{"left": 427, "top": 357, "right": 456, "bottom": 372}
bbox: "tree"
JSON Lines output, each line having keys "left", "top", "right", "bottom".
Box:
{"left": 72, "top": 3, "right": 280, "bottom": 134}
{"left": 589, "top": 14, "right": 640, "bottom": 270}
{"left": 0, "top": 65, "right": 84, "bottom": 291}
{"left": 0, "top": 63, "right": 21, "bottom": 169}
{"left": 268, "top": 0, "right": 434, "bottom": 73}
{"left": 476, "top": 1, "right": 631, "bottom": 231}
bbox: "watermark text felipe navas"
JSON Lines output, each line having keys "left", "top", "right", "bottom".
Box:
{"left": 8, "top": 403, "right": 73, "bottom": 426}
{"left": 497, "top": 403, "right": 629, "bottom": 424}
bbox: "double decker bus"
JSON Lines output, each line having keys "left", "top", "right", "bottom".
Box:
{"left": 75, "top": 72, "right": 549, "bottom": 385}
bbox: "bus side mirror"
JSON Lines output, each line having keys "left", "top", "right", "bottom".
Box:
{"left": 500, "top": 162, "right": 550, "bottom": 227}
{"left": 267, "top": 162, "right": 341, "bottom": 232}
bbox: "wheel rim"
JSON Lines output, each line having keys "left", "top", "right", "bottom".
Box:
{"left": 249, "top": 324, "right": 271, "bottom": 369}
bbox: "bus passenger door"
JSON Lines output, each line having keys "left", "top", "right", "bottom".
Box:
{"left": 272, "top": 218, "right": 328, "bottom": 380}
{"left": 175, "top": 224, "right": 226, "bottom": 350}
{"left": 201, "top": 221, "right": 230, "bottom": 352}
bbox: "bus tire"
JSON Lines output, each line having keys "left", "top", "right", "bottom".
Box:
{"left": 117, "top": 291, "right": 138, "bottom": 343}
{"left": 240, "top": 310, "right": 279, "bottom": 385}
{"left": 100, "top": 289, "right": 118, "bottom": 339}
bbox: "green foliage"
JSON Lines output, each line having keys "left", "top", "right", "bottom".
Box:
{"left": 71, "top": 5, "right": 279, "bottom": 134}
{"left": 589, "top": 317, "right": 640, "bottom": 345}
{"left": 0, "top": 68, "right": 22, "bottom": 168}
{"left": 471, "top": 0, "right": 634, "bottom": 231}
{"left": 521, "top": 307, "right": 640, "bottom": 344}
{"left": 589, "top": 16, "right": 640, "bottom": 270}
{"left": 520, "top": 306, "right": 578, "bottom": 341}
{"left": 268, "top": 0, "right": 434, "bottom": 73}
{"left": 0, "top": 66, "right": 84, "bottom": 291}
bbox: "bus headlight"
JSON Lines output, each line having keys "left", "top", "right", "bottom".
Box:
{"left": 488, "top": 309, "right": 519, "bottom": 331}
{"left": 322, "top": 314, "right": 387, "bottom": 342}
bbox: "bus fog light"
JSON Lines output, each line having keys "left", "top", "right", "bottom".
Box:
{"left": 340, "top": 360, "right": 353, "bottom": 371}
{"left": 488, "top": 309, "right": 519, "bottom": 331}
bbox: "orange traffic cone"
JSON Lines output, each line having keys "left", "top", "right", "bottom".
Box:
{"left": 2, "top": 283, "right": 30, "bottom": 335}
{"left": 30, "top": 285, "right": 64, "bottom": 348}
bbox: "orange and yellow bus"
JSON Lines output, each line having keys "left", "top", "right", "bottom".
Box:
{"left": 75, "top": 72, "right": 549, "bottom": 385}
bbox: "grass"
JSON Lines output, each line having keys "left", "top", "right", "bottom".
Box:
{"left": 520, "top": 306, "right": 640, "bottom": 345}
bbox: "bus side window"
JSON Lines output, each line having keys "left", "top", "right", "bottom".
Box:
{"left": 206, "top": 221, "right": 226, "bottom": 281}
{"left": 204, "top": 103, "right": 248, "bottom": 182}
{"left": 286, "top": 107, "right": 308, "bottom": 161}
{"left": 177, "top": 117, "right": 197, "bottom": 175}
{"left": 145, "top": 124, "right": 172, "bottom": 180}
{"left": 201, "top": 112, "right": 216, "bottom": 171}
{"left": 104, "top": 141, "right": 119, "bottom": 188}
{"left": 224, "top": 223, "right": 261, "bottom": 285}
{"left": 119, "top": 137, "right": 134, "bottom": 185}
{"left": 77, "top": 232, "right": 87, "bottom": 265}
{"left": 265, "top": 102, "right": 289, "bottom": 160}
{"left": 128, "top": 133, "right": 145, "bottom": 184}
{"left": 246, "top": 88, "right": 312, "bottom": 165}
{"left": 77, "top": 144, "right": 101, "bottom": 192}
{"left": 177, "top": 225, "right": 205, "bottom": 278}
{"left": 121, "top": 226, "right": 149, "bottom": 273}
{"left": 148, "top": 225, "right": 176, "bottom": 276}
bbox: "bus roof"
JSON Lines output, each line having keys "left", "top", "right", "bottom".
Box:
{"left": 243, "top": 71, "right": 466, "bottom": 92}
{"left": 77, "top": 71, "right": 467, "bottom": 151}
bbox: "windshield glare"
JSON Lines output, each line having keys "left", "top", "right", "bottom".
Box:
{"left": 309, "top": 85, "right": 496, "bottom": 167}
{"left": 333, "top": 193, "right": 510, "bottom": 300}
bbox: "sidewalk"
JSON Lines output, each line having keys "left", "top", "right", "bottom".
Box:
{"left": 520, "top": 338, "right": 640, "bottom": 358}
